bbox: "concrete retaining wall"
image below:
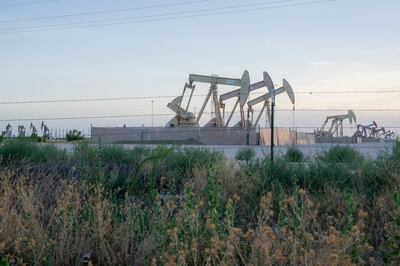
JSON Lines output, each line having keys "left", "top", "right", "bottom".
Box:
{"left": 91, "top": 126, "right": 319, "bottom": 146}
{"left": 91, "top": 127, "right": 258, "bottom": 145}
{"left": 315, "top": 136, "right": 356, "bottom": 144}
{"left": 259, "top": 128, "right": 315, "bottom": 146}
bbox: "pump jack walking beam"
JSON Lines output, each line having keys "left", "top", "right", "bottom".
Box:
{"left": 189, "top": 71, "right": 250, "bottom": 127}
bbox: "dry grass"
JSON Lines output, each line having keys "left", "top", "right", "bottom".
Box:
{"left": 0, "top": 171, "right": 389, "bottom": 265}
{"left": 0, "top": 141, "right": 399, "bottom": 265}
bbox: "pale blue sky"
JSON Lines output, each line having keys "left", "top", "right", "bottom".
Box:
{"left": 0, "top": 0, "right": 399, "bottom": 135}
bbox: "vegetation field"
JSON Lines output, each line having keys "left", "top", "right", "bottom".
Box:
{"left": 0, "top": 140, "right": 399, "bottom": 265}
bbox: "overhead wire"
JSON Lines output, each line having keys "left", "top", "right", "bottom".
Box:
{"left": 0, "top": 0, "right": 58, "bottom": 8}
{"left": 0, "top": 0, "right": 332, "bottom": 31}
{"left": 0, "top": 0, "right": 213, "bottom": 23}
{"left": 1, "top": 109, "right": 400, "bottom": 123}
{"left": 0, "top": 90, "right": 399, "bottom": 105}
{"left": 0, "top": 0, "right": 336, "bottom": 33}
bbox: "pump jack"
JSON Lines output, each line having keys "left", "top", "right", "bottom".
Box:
{"left": 30, "top": 123, "right": 38, "bottom": 136}
{"left": 4, "top": 124, "right": 12, "bottom": 139}
{"left": 167, "top": 71, "right": 250, "bottom": 127}
{"left": 41, "top": 121, "right": 50, "bottom": 139}
{"left": 373, "top": 127, "right": 386, "bottom": 138}
{"left": 18, "top": 125, "right": 26, "bottom": 137}
{"left": 166, "top": 82, "right": 197, "bottom": 127}
{"left": 353, "top": 121, "right": 377, "bottom": 138}
{"left": 316, "top": 110, "right": 357, "bottom": 137}
{"left": 192, "top": 71, "right": 250, "bottom": 127}
{"left": 219, "top": 71, "right": 274, "bottom": 127}
{"left": 383, "top": 130, "right": 395, "bottom": 139}
{"left": 246, "top": 79, "right": 295, "bottom": 127}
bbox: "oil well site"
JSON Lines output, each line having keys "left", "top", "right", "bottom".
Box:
{"left": 2, "top": 1, "right": 400, "bottom": 265}
{"left": 3, "top": 70, "right": 396, "bottom": 157}
{"left": 2, "top": 70, "right": 397, "bottom": 158}
{"left": 88, "top": 70, "right": 396, "bottom": 147}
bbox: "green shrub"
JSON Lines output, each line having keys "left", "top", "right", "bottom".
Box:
{"left": 66, "top": 129, "right": 84, "bottom": 141}
{"left": 29, "top": 132, "right": 43, "bottom": 142}
{"left": 318, "top": 146, "right": 364, "bottom": 164}
{"left": 285, "top": 146, "right": 304, "bottom": 162}
{"left": 235, "top": 147, "right": 256, "bottom": 162}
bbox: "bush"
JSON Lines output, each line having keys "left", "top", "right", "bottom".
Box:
{"left": 66, "top": 129, "right": 84, "bottom": 141}
{"left": 29, "top": 132, "right": 43, "bottom": 142}
{"left": 285, "top": 146, "right": 304, "bottom": 162}
{"left": 318, "top": 146, "right": 364, "bottom": 164}
{"left": 0, "top": 140, "right": 66, "bottom": 164}
{"left": 235, "top": 147, "right": 256, "bottom": 162}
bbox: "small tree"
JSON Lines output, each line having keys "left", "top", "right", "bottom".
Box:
{"left": 66, "top": 129, "right": 84, "bottom": 141}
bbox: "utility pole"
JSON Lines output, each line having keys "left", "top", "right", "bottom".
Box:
{"left": 270, "top": 90, "right": 276, "bottom": 162}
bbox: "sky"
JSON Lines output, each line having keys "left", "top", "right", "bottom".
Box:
{"left": 0, "top": 0, "right": 399, "bottom": 136}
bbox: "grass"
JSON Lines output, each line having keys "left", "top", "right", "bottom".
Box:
{"left": 0, "top": 140, "right": 399, "bottom": 265}
{"left": 0, "top": 140, "right": 66, "bottom": 164}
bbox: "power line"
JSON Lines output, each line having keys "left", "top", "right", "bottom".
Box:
{"left": 0, "top": 0, "right": 324, "bottom": 31}
{"left": 0, "top": 90, "right": 399, "bottom": 105}
{"left": 0, "top": 113, "right": 167, "bottom": 122}
{"left": 0, "top": 96, "right": 173, "bottom": 105}
{"left": 0, "top": 0, "right": 336, "bottom": 34}
{"left": 1, "top": 109, "right": 400, "bottom": 122}
{"left": 280, "top": 109, "right": 400, "bottom": 111}
{"left": 0, "top": 0, "right": 213, "bottom": 23}
{"left": 302, "top": 90, "right": 400, "bottom": 94}
{"left": 0, "top": 0, "right": 58, "bottom": 8}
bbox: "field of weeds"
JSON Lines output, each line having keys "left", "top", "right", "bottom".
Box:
{"left": 0, "top": 140, "right": 400, "bottom": 265}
